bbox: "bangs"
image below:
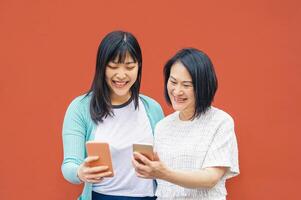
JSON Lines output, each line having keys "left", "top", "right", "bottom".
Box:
{"left": 110, "top": 43, "right": 138, "bottom": 64}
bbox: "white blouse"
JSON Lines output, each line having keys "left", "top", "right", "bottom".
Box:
{"left": 154, "top": 107, "right": 239, "bottom": 200}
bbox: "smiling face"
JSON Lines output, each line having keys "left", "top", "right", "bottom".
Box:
{"left": 105, "top": 52, "right": 139, "bottom": 105}
{"left": 167, "top": 61, "right": 196, "bottom": 120}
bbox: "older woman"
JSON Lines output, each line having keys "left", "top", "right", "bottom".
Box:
{"left": 133, "top": 48, "right": 239, "bottom": 200}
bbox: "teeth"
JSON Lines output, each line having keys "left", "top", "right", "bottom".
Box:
{"left": 113, "top": 81, "right": 127, "bottom": 88}
{"left": 174, "top": 97, "right": 186, "bottom": 103}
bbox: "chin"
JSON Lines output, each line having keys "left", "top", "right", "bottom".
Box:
{"left": 112, "top": 90, "right": 130, "bottom": 97}
{"left": 171, "top": 103, "right": 186, "bottom": 112}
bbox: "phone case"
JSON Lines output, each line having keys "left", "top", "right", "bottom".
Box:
{"left": 133, "top": 143, "right": 154, "bottom": 161}
{"left": 86, "top": 142, "right": 114, "bottom": 177}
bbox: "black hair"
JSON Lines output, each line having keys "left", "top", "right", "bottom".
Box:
{"left": 163, "top": 48, "right": 218, "bottom": 119}
{"left": 87, "top": 31, "right": 142, "bottom": 123}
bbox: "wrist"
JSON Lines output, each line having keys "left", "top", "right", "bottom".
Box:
{"left": 77, "top": 165, "right": 84, "bottom": 183}
{"left": 160, "top": 165, "right": 172, "bottom": 181}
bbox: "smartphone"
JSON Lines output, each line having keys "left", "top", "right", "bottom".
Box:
{"left": 86, "top": 141, "right": 114, "bottom": 177}
{"left": 133, "top": 143, "right": 154, "bottom": 161}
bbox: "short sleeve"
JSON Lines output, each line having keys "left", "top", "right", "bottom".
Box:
{"left": 202, "top": 117, "right": 239, "bottom": 179}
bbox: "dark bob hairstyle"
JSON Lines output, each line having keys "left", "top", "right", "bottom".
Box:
{"left": 87, "top": 31, "right": 142, "bottom": 123}
{"left": 164, "top": 48, "right": 218, "bottom": 119}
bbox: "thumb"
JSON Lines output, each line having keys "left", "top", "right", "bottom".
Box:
{"left": 154, "top": 152, "right": 160, "bottom": 161}
{"left": 85, "top": 156, "right": 99, "bottom": 164}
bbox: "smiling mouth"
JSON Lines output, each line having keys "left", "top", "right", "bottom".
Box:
{"left": 173, "top": 96, "right": 187, "bottom": 103}
{"left": 112, "top": 80, "right": 129, "bottom": 88}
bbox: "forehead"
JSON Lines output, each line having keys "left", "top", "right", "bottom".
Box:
{"left": 170, "top": 62, "right": 192, "bottom": 81}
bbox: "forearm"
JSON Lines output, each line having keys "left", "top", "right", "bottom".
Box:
{"left": 133, "top": 153, "right": 225, "bottom": 189}
{"left": 61, "top": 162, "right": 82, "bottom": 184}
{"left": 162, "top": 167, "right": 226, "bottom": 189}
{"left": 62, "top": 135, "right": 85, "bottom": 184}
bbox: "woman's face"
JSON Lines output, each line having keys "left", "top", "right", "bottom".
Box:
{"left": 105, "top": 52, "right": 139, "bottom": 105}
{"left": 167, "top": 62, "right": 195, "bottom": 120}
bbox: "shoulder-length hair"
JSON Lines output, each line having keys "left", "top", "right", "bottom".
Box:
{"left": 163, "top": 48, "right": 218, "bottom": 119}
{"left": 87, "top": 31, "right": 142, "bottom": 124}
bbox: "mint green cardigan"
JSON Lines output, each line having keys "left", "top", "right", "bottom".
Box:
{"left": 61, "top": 94, "right": 164, "bottom": 200}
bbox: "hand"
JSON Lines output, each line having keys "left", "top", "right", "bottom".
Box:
{"left": 132, "top": 152, "right": 169, "bottom": 179}
{"left": 77, "top": 156, "right": 112, "bottom": 183}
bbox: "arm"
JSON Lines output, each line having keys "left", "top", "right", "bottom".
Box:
{"left": 61, "top": 98, "right": 86, "bottom": 184}
{"left": 62, "top": 97, "right": 114, "bottom": 184}
{"left": 132, "top": 152, "right": 227, "bottom": 189}
{"left": 161, "top": 166, "right": 227, "bottom": 189}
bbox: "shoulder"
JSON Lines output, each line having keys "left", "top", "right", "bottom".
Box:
{"left": 208, "top": 106, "right": 235, "bottom": 129}
{"left": 139, "top": 94, "right": 162, "bottom": 109}
{"left": 210, "top": 107, "right": 233, "bottom": 121}
{"left": 68, "top": 93, "right": 91, "bottom": 107}
{"left": 155, "top": 112, "right": 177, "bottom": 129}
{"left": 139, "top": 94, "right": 164, "bottom": 115}
{"left": 139, "top": 94, "right": 164, "bottom": 127}
{"left": 64, "top": 93, "right": 92, "bottom": 121}
{"left": 160, "top": 112, "right": 178, "bottom": 122}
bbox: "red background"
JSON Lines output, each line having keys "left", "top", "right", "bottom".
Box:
{"left": 1, "top": 0, "right": 300, "bottom": 199}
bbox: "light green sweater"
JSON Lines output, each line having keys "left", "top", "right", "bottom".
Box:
{"left": 61, "top": 93, "right": 164, "bottom": 200}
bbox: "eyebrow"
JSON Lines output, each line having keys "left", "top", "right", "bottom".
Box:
{"left": 170, "top": 76, "right": 193, "bottom": 84}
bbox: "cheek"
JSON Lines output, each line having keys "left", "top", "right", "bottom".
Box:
{"left": 105, "top": 69, "right": 112, "bottom": 80}
{"left": 166, "top": 83, "right": 173, "bottom": 95}
{"left": 188, "top": 90, "right": 196, "bottom": 103}
{"left": 130, "top": 69, "right": 139, "bottom": 81}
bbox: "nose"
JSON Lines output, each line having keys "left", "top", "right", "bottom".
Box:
{"left": 172, "top": 85, "right": 184, "bottom": 96}
{"left": 115, "top": 68, "right": 127, "bottom": 80}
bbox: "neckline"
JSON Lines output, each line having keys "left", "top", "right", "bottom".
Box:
{"left": 174, "top": 111, "right": 196, "bottom": 125}
{"left": 112, "top": 97, "right": 133, "bottom": 109}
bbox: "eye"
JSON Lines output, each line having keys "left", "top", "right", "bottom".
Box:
{"left": 107, "top": 64, "right": 118, "bottom": 69}
{"left": 169, "top": 80, "right": 177, "bottom": 85}
{"left": 126, "top": 66, "right": 136, "bottom": 70}
{"left": 183, "top": 84, "right": 192, "bottom": 88}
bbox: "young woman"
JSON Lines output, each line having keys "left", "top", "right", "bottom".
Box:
{"left": 133, "top": 48, "right": 239, "bottom": 200}
{"left": 62, "top": 31, "right": 164, "bottom": 200}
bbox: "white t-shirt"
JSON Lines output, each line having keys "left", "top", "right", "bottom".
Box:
{"left": 93, "top": 99, "right": 155, "bottom": 197}
{"left": 154, "top": 107, "right": 239, "bottom": 200}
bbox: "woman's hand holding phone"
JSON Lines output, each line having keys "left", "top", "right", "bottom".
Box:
{"left": 77, "top": 156, "right": 112, "bottom": 183}
{"left": 132, "top": 152, "right": 169, "bottom": 180}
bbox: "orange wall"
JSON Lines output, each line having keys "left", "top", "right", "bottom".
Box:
{"left": 1, "top": 0, "right": 300, "bottom": 199}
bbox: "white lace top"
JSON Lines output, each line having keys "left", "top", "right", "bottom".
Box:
{"left": 154, "top": 107, "right": 239, "bottom": 200}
